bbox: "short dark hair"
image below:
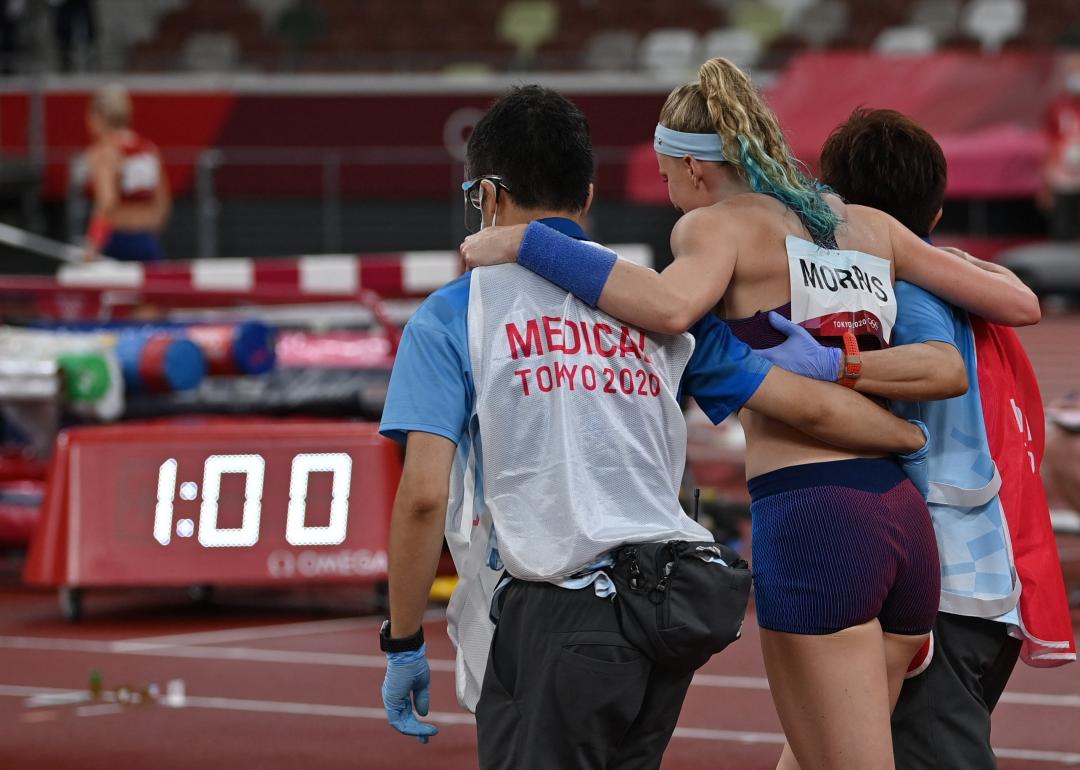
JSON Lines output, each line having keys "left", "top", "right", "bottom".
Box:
{"left": 466, "top": 85, "right": 593, "bottom": 212}
{"left": 819, "top": 108, "right": 947, "bottom": 237}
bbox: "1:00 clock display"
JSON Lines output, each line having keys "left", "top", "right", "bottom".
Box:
{"left": 153, "top": 452, "right": 353, "bottom": 548}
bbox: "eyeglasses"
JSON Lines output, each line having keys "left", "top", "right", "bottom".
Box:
{"left": 462, "top": 175, "right": 511, "bottom": 232}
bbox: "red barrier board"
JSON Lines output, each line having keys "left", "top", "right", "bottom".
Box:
{"left": 23, "top": 419, "right": 402, "bottom": 588}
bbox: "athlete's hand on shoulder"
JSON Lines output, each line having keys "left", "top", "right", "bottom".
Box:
{"left": 382, "top": 644, "right": 438, "bottom": 743}
{"left": 460, "top": 224, "right": 527, "bottom": 269}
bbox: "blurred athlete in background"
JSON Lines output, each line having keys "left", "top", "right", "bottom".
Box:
{"left": 461, "top": 58, "right": 1041, "bottom": 770}
{"left": 1043, "top": 52, "right": 1080, "bottom": 240}
{"left": 83, "top": 84, "right": 170, "bottom": 262}
{"left": 797, "top": 108, "right": 1074, "bottom": 770}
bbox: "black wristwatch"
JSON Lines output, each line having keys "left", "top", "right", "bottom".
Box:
{"left": 379, "top": 620, "right": 425, "bottom": 653}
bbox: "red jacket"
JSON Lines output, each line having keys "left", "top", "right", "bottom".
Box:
{"left": 972, "top": 317, "right": 1076, "bottom": 666}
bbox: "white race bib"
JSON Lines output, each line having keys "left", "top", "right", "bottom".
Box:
{"left": 786, "top": 235, "right": 896, "bottom": 348}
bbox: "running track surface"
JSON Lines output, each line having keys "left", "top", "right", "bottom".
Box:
{"left": 1, "top": 573, "right": 1078, "bottom": 770}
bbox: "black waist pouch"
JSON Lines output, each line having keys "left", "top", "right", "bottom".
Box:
{"left": 608, "top": 540, "right": 752, "bottom": 671}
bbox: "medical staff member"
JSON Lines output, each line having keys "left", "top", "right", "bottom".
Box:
{"left": 766, "top": 108, "right": 1076, "bottom": 770}
{"left": 378, "top": 86, "right": 928, "bottom": 770}
{"left": 83, "top": 84, "right": 170, "bottom": 262}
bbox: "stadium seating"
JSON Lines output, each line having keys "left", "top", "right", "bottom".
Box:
{"left": 24, "top": 0, "right": 1080, "bottom": 75}
{"left": 583, "top": 30, "right": 639, "bottom": 72}
{"left": 793, "top": 1, "right": 850, "bottom": 48}
{"left": 180, "top": 32, "right": 242, "bottom": 71}
{"left": 874, "top": 25, "right": 938, "bottom": 55}
{"left": 961, "top": 0, "right": 1026, "bottom": 50}
{"left": 909, "top": 0, "right": 964, "bottom": 39}
{"left": 497, "top": 1, "right": 559, "bottom": 62}
{"left": 702, "top": 28, "right": 763, "bottom": 69}
{"left": 638, "top": 28, "right": 701, "bottom": 79}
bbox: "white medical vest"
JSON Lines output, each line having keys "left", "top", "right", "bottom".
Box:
{"left": 467, "top": 262, "right": 711, "bottom": 579}
{"left": 446, "top": 261, "right": 713, "bottom": 711}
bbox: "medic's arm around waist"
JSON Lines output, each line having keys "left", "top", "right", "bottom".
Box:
{"left": 681, "top": 316, "right": 920, "bottom": 453}
{"left": 858, "top": 281, "right": 968, "bottom": 402}
{"left": 746, "top": 367, "right": 926, "bottom": 454}
{"left": 857, "top": 342, "right": 967, "bottom": 401}
{"left": 518, "top": 210, "right": 737, "bottom": 334}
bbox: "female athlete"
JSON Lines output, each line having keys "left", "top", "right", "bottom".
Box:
{"left": 84, "top": 85, "right": 170, "bottom": 262}
{"left": 459, "top": 58, "right": 1040, "bottom": 770}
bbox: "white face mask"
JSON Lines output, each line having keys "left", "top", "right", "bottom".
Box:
{"left": 1067, "top": 72, "right": 1080, "bottom": 95}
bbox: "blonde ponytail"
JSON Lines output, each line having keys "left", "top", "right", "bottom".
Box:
{"left": 661, "top": 58, "right": 840, "bottom": 242}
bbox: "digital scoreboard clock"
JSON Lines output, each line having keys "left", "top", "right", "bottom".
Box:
{"left": 24, "top": 419, "right": 402, "bottom": 607}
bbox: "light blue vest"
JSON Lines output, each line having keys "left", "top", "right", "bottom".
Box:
{"left": 890, "top": 282, "right": 1019, "bottom": 621}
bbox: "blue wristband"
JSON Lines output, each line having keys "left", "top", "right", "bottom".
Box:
{"left": 518, "top": 221, "right": 617, "bottom": 307}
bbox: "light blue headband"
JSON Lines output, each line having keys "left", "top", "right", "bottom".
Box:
{"left": 653, "top": 124, "right": 726, "bottom": 162}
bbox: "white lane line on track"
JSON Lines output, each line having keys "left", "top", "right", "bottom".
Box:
{"left": 118, "top": 617, "right": 375, "bottom": 647}
{"left": 127, "top": 643, "right": 458, "bottom": 672}
{"left": 74, "top": 703, "right": 124, "bottom": 718}
{"left": 1, "top": 685, "right": 1079, "bottom": 764}
{"left": 0, "top": 635, "right": 453, "bottom": 672}
{"left": 1000, "top": 691, "right": 1080, "bottom": 708}
{"left": 0, "top": 685, "right": 77, "bottom": 697}
{"left": 995, "top": 748, "right": 1080, "bottom": 765}
{"left": 672, "top": 726, "right": 784, "bottom": 744}
{"left": 2, "top": 635, "right": 1077, "bottom": 708}
{"left": 186, "top": 695, "right": 478, "bottom": 725}
{"left": 692, "top": 674, "right": 771, "bottom": 690}
{"left": 117, "top": 610, "right": 446, "bottom": 648}
{"left": 691, "top": 672, "right": 1080, "bottom": 709}
{"left": 0, "top": 635, "right": 455, "bottom": 671}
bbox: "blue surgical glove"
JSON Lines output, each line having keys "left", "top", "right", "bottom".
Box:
{"left": 758, "top": 311, "right": 842, "bottom": 382}
{"left": 899, "top": 420, "right": 931, "bottom": 500}
{"left": 382, "top": 644, "right": 438, "bottom": 744}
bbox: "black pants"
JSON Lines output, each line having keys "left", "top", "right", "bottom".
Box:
{"left": 892, "top": 612, "right": 1022, "bottom": 770}
{"left": 475, "top": 579, "right": 694, "bottom": 770}
{"left": 1051, "top": 190, "right": 1080, "bottom": 241}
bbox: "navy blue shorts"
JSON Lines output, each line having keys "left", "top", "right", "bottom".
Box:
{"left": 103, "top": 231, "right": 164, "bottom": 262}
{"left": 748, "top": 457, "right": 939, "bottom": 636}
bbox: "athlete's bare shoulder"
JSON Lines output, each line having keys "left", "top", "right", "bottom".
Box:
{"left": 832, "top": 203, "right": 897, "bottom": 259}
{"left": 844, "top": 203, "right": 890, "bottom": 226}
{"left": 715, "top": 191, "right": 783, "bottom": 216}
{"left": 685, "top": 193, "right": 777, "bottom": 231}
{"left": 669, "top": 203, "right": 744, "bottom": 258}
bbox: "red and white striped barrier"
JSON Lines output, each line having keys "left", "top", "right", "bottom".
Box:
{"left": 1, "top": 244, "right": 652, "bottom": 321}
{"left": 56, "top": 251, "right": 464, "bottom": 301}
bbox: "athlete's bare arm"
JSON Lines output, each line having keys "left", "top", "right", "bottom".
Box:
{"left": 877, "top": 208, "right": 1041, "bottom": 327}
{"left": 591, "top": 208, "right": 738, "bottom": 334}
{"left": 460, "top": 209, "right": 737, "bottom": 335}
{"left": 88, "top": 145, "right": 119, "bottom": 217}
{"left": 744, "top": 367, "right": 926, "bottom": 454}
{"left": 854, "top": 342, "right": 968, "bottom": 401}
{"left": 387, "top": 431, "right": 455, "bottom": 638}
